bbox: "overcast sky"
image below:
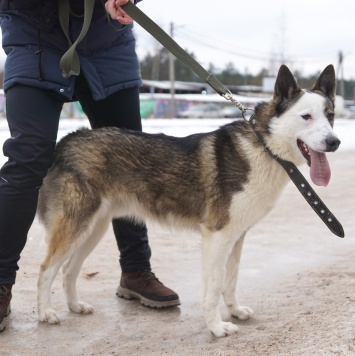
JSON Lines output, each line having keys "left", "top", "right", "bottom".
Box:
{"left": 0, "top": 1, "right": 352, "bottom": 81}
{"left": 134, "top": 0, "right": 355, "bottom": 80}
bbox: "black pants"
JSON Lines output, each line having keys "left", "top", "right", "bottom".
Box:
{"left": 0, "top": 76, "right": 151, "bottom": 285}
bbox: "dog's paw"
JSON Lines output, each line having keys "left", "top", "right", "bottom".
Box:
{"left": 231, "top": 306, "right": 254, "bottom": 320}
{"left": 68, "top": 301, "right": 94, "bottom": 314}
{"left": 39, "top": 309, "right": 60, "bottom": 324}
{"left": 210, "top": 321, "right": 239, "bottom": 337}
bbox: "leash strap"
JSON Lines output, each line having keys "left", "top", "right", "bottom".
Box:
{"left": 121, "top": 1, "right": 247, "bottom": 111}
{"left": 249, "top": 117, "right": 344, "bottom": 237}
{"left": 58, "top": 0, "right": 95, "bottom": 78}
{"left": 117, "top": 3, "right": 344, "bottom": 237}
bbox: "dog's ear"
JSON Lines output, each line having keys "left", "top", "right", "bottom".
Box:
{"left": 312, "top": 64, "right": 336, "bottom": 103}
{"left": 274, "top": 65, "right": 301, "bottom": 101}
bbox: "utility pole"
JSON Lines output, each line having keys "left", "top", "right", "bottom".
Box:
{"left": 151, "top": 47, "right": 161, "bottom": 83}
{"left": 337, "top": 51, "right": 345, "bottom": 98}
{"left": 169, "top": 22, "right": 176, "bottom": 118}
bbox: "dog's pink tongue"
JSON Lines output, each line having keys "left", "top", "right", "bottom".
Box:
{"left": 309, "top": 148, "right": 331, "bottom": 186}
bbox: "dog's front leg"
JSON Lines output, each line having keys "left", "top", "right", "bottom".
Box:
{"left": 201, "top": 228, "right": 239, "bottom": 337}
{"left": 222, "top": 233, "right": 254, "bottom": 320}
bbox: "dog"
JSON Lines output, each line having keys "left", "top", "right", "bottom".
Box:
{"left": 37, "top": 64, "right": 340, "bottom": 337}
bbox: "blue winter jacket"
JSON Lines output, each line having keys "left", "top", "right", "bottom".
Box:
{"left": 0, "top": 0, "right": 143, "bottom": 101}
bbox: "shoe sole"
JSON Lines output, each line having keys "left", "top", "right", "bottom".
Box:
{"left": 0, "top": 305, "right": 11, "bottom": 333}
{"left": 116, "top": 286, "right": 181, "bottom": 308}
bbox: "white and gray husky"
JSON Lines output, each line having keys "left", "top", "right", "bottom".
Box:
{"left": 37, "top": 64, "right": 340, "bottom": 337}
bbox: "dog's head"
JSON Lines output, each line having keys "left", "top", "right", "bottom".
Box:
{"left": 265, "top": 64, "right": 340, "bottom": 187}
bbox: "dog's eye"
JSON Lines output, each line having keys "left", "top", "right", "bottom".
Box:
{"left": 327, "top": 113, "right": 335, "bottom": 121}
{"left": 301, "top": 114, "right": 312, "bottom": 120}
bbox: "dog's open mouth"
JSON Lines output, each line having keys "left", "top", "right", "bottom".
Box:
{"left": 297, "top": 139, "right": 311, "bottom": 167}
{"left": 297, "top": 139, "right": 331, "bottom": 187}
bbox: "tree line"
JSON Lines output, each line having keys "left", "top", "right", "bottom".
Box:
{"left": 140, "top": 47, "right": 355, "bottom": 100}
{"left": 0, "top": 47, "right": 353, "bottom": 99}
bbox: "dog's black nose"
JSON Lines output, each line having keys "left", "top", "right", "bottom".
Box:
{"left": 326, "top": 136, "right": 341, "bottom": 152}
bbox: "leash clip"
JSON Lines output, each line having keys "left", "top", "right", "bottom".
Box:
{"left": 222, "top": 91, "right": 255, "bottom": 124}
{"left": 222, "top": 91, "right": 247, "bottom": 112}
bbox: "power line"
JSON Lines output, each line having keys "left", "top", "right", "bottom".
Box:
{"left": 176, "top": 32, "right": 271, "bottom": 61}
{"left": 175, "top": 27, "right": 342, "bottom": 64}
{"left": 176, "top": 28, "right": 273, "bottom": 56}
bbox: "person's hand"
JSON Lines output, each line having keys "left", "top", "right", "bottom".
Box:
{"left": 105, "top": 0, "right": 134, "bottom": 25}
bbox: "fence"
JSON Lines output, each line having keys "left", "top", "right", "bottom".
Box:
{"left": 0, "top": 91, "right": 263, "bottom": 119}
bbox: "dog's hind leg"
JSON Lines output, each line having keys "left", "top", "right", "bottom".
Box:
{"left": 201, "top": 226, "right": 240, "bottom": 337}
{"left": 37, "top": 217, "right": 76, "bottom": 324}
{"left": 61, "top": 216, "right": 111, "bottom": 314}
{"left": 222, "top": 233, "right": 254, "bottom": 320}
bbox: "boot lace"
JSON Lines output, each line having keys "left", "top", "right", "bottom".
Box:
{"left": 141, "top": 270, "right": 159, "bottom": 282}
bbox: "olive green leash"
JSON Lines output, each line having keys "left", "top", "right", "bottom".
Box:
{"left": 58, "top": 0, "right": 95, "bottom": 78}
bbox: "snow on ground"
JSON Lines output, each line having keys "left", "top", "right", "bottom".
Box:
{"left": 0, "top": 117, "right": 354, "bottom": 166}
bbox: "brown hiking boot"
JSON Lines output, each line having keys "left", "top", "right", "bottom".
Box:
{"left": 116, "top": 270, "right": 180, "bottom": 308}
{"left": 0, "top": 284, "right": 12, "bottom": 333}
